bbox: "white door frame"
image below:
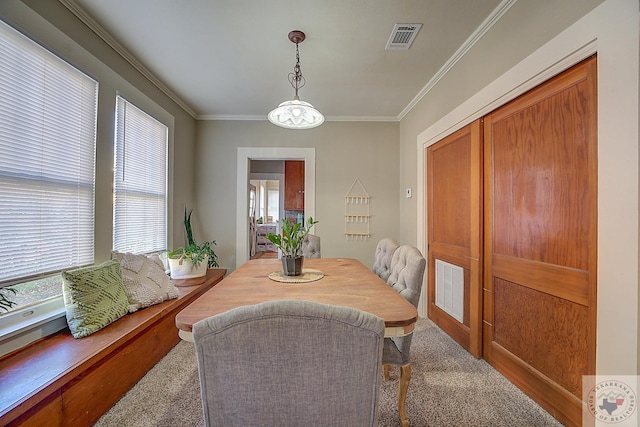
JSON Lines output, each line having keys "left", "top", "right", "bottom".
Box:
{"left": 236, "top": 147, "right": 316, "bottom": 268}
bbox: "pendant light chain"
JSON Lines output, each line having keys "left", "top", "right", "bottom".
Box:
{"left": 288, "top": 42, "right": 306, "bottom": 98}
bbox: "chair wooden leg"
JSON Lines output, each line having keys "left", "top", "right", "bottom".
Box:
{"left": 398, "top": 363, "right": 412, "bottom": 427}
{"left": 382, "top": 363, "right": 391, "bottom": 380}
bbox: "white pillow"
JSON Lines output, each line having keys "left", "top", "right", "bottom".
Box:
{"left": 112, "top": 251, "right": 179, "bottom": 312}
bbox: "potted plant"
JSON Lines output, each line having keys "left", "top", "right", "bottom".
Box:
{"left": 267, "top": 217, "right": 318, "bottom": 276}
{"left": 168, "top": 207, "right": 218, "bottom": 283}
{"left": 0, "top": 287, "right": 17, "bottom": 313}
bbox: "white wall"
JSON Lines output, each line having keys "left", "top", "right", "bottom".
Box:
{"left": 195, "top": 120, "right": 400, "bottom": 271}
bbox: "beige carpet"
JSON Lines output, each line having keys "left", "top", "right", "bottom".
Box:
{"left": 95, "top": 318, "right": 563, "bottom": 426}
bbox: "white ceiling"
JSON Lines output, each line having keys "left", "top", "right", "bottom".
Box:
{"left": 63, "top": 0, "right": 595, "bottom": 121}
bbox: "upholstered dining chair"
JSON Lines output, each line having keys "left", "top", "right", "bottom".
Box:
{"left": 382, "top": 245, "right": 426, "bottom": 427}
{"left": 372, "top": 237, "right": 399, "bottom": 281}
{"left": 301, "top": 234, "right": 321, "bottom": 258}
{"left": 193, "top": 300, "right": 385, "bottom": 427}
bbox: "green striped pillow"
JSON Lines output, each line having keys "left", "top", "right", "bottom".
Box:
{"left": 62, "top": 260, "right": 129, "bottom": 338}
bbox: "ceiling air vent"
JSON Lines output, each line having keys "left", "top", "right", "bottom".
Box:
{"left": 385, "top": 23, "right": 422, "bottom": 50}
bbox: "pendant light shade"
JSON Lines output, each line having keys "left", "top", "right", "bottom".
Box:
{"left": 268, "top": 97, "right": 324, "bottom": 129}
{"left": 268, "top": 30, "right": 324, "bottom": 129}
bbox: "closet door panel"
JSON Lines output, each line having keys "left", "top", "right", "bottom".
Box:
{"left": 484, "top": 56, "right": 597, "bottom": 427}
{"left": 427, "top": 119, "right": 483, "bottom": 357}
{"left": 493, "top": 277, "right": 589, "bottom": 396}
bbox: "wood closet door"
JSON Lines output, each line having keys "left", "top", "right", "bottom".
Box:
{"left": 483, "top": 56, "right": 597, "bottom": 427}
{"left": 427, "top": 119, "right": 483, "bottom": 357}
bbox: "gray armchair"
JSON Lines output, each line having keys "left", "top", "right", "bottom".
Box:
{"left": 301, "top": 234, "right": 321, "bottom": 258}
{"left": 372, "top": 237, "right": 399, "bottom": 281}
{"left": 382, "top": 245, "right": 426, "bottom": 427}
{"left": 193, "top": 300, "right": 385, "bottom": 427}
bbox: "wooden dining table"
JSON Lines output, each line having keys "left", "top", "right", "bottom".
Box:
{"left": 175, "top": 257, "right": 418, "bottom": 341}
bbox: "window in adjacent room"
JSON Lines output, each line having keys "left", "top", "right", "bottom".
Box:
{"left": 267, "top": 182, "right": 280, "bottom": 222}
{"left": 0, "top": 19, "right": 98, "bottom": 319}
{"left": 258, "top": 181, "right": 266, "bottom": 220}
{"left": 112, "top": 95, "right": 168, "bottom": 254}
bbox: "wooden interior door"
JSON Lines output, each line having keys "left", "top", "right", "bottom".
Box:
{"left": 284, "top": 160, "right": 304, "bottom": 211}
{"left": 483, "top": 56, "right": 597, "bottom": 426}
{"left": 426, "top": 119, "right": 483, "bottom": 357}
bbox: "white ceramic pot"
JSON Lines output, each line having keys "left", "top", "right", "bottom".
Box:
{"left": 168, "top": 255, "right": 208, "bottom": 280}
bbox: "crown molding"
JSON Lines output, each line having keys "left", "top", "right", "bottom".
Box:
{"left": 58, "top": 0, "right": 197, "bottom": 119}
{"left": 197, "top": 114, "right": 399, "bottom": 122}
{"left": 324, "top": 115, "right": 399, "bottom": 123}
{"left": 197, "top": 114, "right": 267, "bottom": 121}
{"left": 398, "top": 0, "right": 518, "bottom": 120}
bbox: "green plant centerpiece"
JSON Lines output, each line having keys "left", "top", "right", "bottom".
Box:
{"left": 167, "top": 207, "right": 218, "bottom": 284}
{"left": 267, "top": 217, "right": 318, "bottom": 276}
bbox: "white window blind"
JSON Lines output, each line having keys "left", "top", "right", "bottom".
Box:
{"left": 0, "top": 20, "right": 98, "bottom": 284}
{"left": 113, "top": 96, "right": 167, "bottom": 253}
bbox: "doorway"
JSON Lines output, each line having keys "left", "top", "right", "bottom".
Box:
{"left": 250, "top": 171, "right": 284, "bottom": 259}
{"left": 235, "top": 147, "right": 316, "bottom": 267}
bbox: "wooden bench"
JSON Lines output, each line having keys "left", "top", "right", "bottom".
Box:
{"left": 0, "top": 268, "right": 225, "bottom": 427}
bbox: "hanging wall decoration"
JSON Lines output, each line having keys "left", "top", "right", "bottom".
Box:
{"left": 344, "top": 178, "right": 371, "bottom": 240}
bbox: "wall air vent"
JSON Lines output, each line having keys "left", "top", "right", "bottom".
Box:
{"left": 435, "top": 259, "right": 464, "bottom": 323}
{"left": 385, "top": 23, "right": 422, "bottom": 50}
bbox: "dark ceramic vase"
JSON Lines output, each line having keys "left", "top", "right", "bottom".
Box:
{"left": 282, "top": 256, "right": 304, "bottom": 276}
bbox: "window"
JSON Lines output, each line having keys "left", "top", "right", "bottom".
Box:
{"left": 267, "top": 183, "right": 280, "bottom": 222}
{"left": 0, "top": 19, "right": 98, "bottom": 314}
{"left": 113, "top": 96, "right": 168, "bottom": 254}
{"left": 259, "top": 182, "right": 266, "bottom": 220}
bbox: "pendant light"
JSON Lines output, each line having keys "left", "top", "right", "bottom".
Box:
{"left": 268, "top": 30, "right": 324, "bottom": 129}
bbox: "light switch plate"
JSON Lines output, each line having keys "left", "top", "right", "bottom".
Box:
{"left": 406, "top": 188, "right": 412, "bottom": 198}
